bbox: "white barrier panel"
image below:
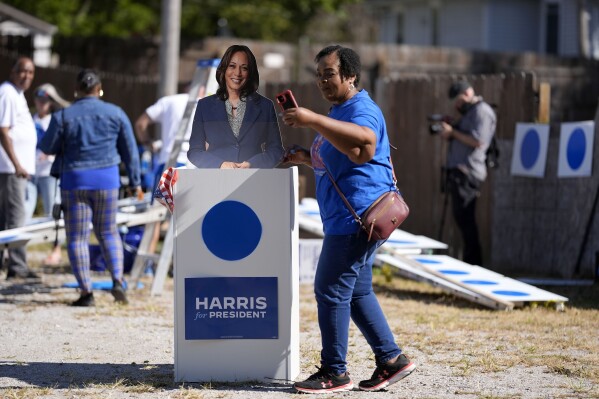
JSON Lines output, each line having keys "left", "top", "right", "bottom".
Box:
{"left": 558, "top": 121, "right": 595, "bottom": 178}
{"left": 299, "top": 238, "right": 322, "bottom": 284}
{"left": 173, "top": 168, "right": 299, "bottom": 382}
{"left": 510, "top": 123, "right": 549, "bottom": 178}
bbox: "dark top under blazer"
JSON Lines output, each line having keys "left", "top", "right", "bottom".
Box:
{"left": 187, "top": 92, "right": 284, "bottom": 168}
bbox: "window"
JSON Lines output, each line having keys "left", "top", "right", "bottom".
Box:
{"left": 545, "top": 3, "right": 559, "bottom": 54}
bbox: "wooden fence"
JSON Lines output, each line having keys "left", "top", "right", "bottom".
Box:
{"left": 4, "top": 49, "right": 597, "bottom": 278}
{"left": 265, "top": 74, "right": 538, "bottom": 270}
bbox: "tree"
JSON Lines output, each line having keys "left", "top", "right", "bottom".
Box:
{"left": 2, "top": 0, "right": 358, "bottom": 41}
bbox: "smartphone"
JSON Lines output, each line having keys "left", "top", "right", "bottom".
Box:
{"left": 276, "top": 89, "right": 298, "bottom": 111}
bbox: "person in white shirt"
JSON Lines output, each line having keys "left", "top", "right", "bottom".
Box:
{"left": 0, "top": 57, "right": 39, "bottom": 280}
{"left": 134, "top": 90, "right": 196, "bottom": 256}
{"left": 135, "top": 91, "right": 196, "bottom": 186}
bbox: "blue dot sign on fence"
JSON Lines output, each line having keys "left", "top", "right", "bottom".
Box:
{"left": 558, "top": 121, "right": 595, "bottom": 178}
{"left": 510, "top": 123, "right": 549, "bottom": 178}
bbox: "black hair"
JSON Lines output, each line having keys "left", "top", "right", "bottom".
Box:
{"left": 448, "top": 80, "right": 472, "bottom": 100}
{"left": 215, "top": 45, "right": 259, "bottom": 101}
{"left": 76, "top": 69, "right": 101, "bottom": 94}
{"left": 314, "top": 45, "right": 361, "bottom": 86}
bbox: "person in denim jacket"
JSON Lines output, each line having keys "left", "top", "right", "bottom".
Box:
{"left": 39, "top": 69, "right": 141, "bottom": 307}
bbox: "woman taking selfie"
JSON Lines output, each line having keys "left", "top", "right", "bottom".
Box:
{"left": 282, "top": 45, "right": 415, "bottom": 393}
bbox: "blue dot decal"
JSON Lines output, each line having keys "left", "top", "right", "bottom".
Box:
{"left": 566, "top": 128, "right": 586, "bottom": 170}
{"left": 202, "top": 201, "right": 262, "bottom": 261}
{"left": 387, "top": 239, "right": 418, "bottom": 245}
{"left": 414, "top": 258, "right": 442, "bottom": 264}
{"left": 520, "top": 128, "right": 540, "bottom": 169}
{"left": 0, "top": 235, "right": 17, "bottom": 243}
{"left": 438, "top": 269, "right": 469, "bottom": 275}
{"left": 462, "top": 280, "right": 498, "bottom": 285}
{"left": 492, "top": 290, "right": 530, "bottom": 297}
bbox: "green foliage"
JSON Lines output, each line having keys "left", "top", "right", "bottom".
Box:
{"left": 2, "top": 0, "right": 358, "bottom": 41}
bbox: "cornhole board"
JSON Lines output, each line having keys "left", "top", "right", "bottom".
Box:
{"left": 378, "top": 253, "right": 568, "bottom": 310}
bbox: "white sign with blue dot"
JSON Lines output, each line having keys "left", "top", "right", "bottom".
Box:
{"left": 510, "top": 123, "right": 549, "bottom": 178}
{"left": 558, "top": 121, "right": 595, "bottom": 178}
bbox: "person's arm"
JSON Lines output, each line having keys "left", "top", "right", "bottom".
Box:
{"left": 0, "top": 126, "right": 28, "bottom": 178}
{"left": 282, "top": 107, "right": 376, "bottom": 164}
{"left": 440, "top": 122, "right": 481, "bottom": 148}
{"left": 134, "top": 112, "right": 153, "bottom": 147}
{"left": 283, "top": 145, "right": 312, "bottom": 168}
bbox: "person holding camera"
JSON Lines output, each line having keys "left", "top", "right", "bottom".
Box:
{"left": 39, "top": 69, "right": 141, "bottom": 307}
{"left": 439, "top": 81, "right": 496, "bottom": 266}
{"left": 282, "top": 45, "right": 415, "bottom": 393}
{"left": 187, "top": 44, "right": 283, "bottom": 169}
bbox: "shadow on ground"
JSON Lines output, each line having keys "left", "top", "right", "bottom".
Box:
{"left": 0, "top": 361, "right": 294, "bottom": 393}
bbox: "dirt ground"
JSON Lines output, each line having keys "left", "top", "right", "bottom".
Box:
{"left": 1, "top": 248, "right": 598, "bottom": 399}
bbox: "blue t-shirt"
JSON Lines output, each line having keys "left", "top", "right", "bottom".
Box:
{"left": 311, "top": 90, "right": 395, "bottom": 235}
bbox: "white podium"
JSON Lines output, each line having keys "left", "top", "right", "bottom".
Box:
{"left": 173, "top": 168, "right": 300, "bottom": 382}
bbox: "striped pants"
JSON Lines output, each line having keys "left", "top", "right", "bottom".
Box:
{"left": 63, "top": 189, "right": 123, "bottom": 292}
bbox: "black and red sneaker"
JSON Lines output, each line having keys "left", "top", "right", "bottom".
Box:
{"left": 358, "top": 354, "right": 416, "bottom": 391}
{"left": 294, "top": 365, "right": 354, "bottom": 394}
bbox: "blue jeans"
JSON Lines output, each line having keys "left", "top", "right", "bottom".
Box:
{"left": 315, "top": 233, "right": 401, "bottom": 374}
{"left": 24, "top": 176, "right": 61, "bottom": 221}
{"left": 35, "top": 175, "right": 60, "bottom": 217}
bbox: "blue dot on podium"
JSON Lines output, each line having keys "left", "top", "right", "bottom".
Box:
{"left": 520, "top": 128, "right": 540, "bottom": 169}
{"left": 566, "top": 128, "right": 586, "bottom": 170}
{"left": 202, "top": 200, "right": 262, "bottom": 261}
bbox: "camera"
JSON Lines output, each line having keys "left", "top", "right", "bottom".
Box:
{"left": 427, "top": 114, "right": 454, "bottom": 135}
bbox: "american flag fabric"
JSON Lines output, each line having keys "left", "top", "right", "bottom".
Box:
{"left": 153, "top": 167, "right": 179, "bottom": 214}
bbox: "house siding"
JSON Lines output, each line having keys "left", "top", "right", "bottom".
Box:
{"left": 438, "top": 0, "right": 486, "bottom": 49}
{"left": 369, "top": 0, "right": 599, "bottom": 59}
{"left": 404, "top": 5, "right": 434, "bottom": 45}
{"left": 487, "top": 0, "right": 539, "bottom": 52}
{"left": 558, "top": 0, "right": 580, "bottom": 56}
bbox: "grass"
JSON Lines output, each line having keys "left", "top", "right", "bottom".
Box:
{"left": 372, "top": 273, "right": 599, "bottom": 389}
{"left": 3, "top": 254, "right": 599, "bottom": 398}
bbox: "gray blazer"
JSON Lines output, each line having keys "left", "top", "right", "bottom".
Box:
{"left": 187, "top": 92, "right": 284, "bottom": 168}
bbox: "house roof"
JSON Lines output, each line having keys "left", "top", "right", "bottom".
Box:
{"left": 0, "top": 2, "right": 57, "bottom": 36}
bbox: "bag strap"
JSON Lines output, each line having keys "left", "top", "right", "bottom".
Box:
{"left": 323, "top": 153, "right": 398, "bottom": 228}
{"left": 323, "top": 164, "right": 362, "bottom": 227}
